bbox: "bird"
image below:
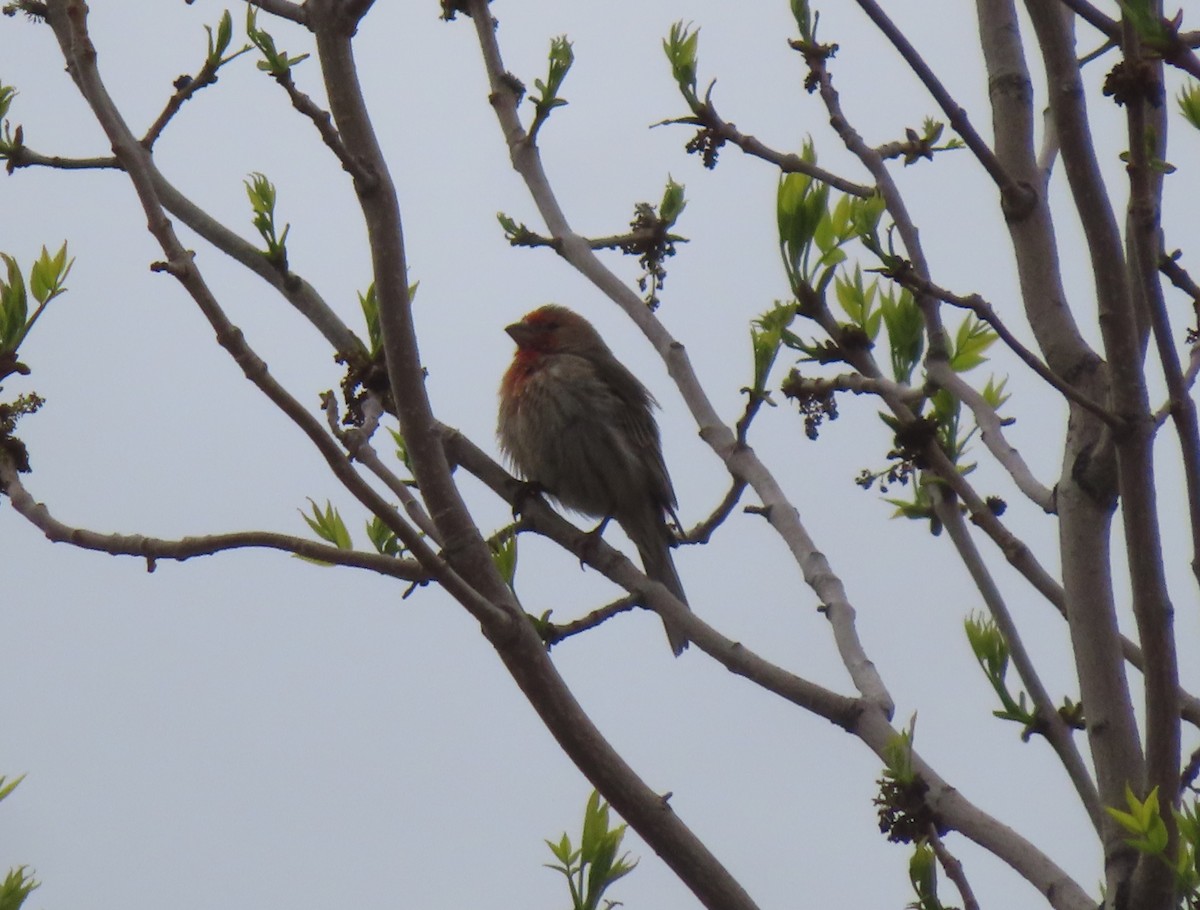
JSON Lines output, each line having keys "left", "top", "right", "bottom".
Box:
{"left": 497, "top": 304, "right": 690, "bottom": 654}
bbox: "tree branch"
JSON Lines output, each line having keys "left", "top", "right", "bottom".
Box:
{"left": 0, "top": 458, "right": 425, "bottom": 580}
{"left": 244, "top": 0, "right": 307, "bottom": 25}
{"left": 1119, "top": 16, "right": 1182, "bottom": 901}
{"left": 1024, "top": 0, "right": 1150, "bottom": 823}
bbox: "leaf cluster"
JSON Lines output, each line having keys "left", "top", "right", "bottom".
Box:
{"left": 244, "top": 172, "right": 290, "bottom": 270}
{"left": 662, "top": 22, "right": 699, "bottom": 103}
{"left": 529, "top": 35, "right": 574, "bottom": 141}
{"left": 299, "top": 497, "right": 407, "bottom": 563}
{"left": 0, "top": 775, "right": 38, "bottom": 910}
{"left": 624, "top": 177, "right": 688, "bottom": 308}
{"left": 245, "top": 8, "right": 309, "bottom": 77}
{"left": 0, "top": 243, "right": 71, "bottom": 365}
{"left": 875, "top": 718, "right": 945, "bottom": 845}
{"left": 1106, "top": 787, "right": 1200, "bottom": 906}
{"left": 544, "top": 791, "right": 638, "bottom": 910}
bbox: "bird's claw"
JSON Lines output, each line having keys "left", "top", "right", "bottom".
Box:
{"left": 510, "top": 479, "right": 546, "bottom": 518}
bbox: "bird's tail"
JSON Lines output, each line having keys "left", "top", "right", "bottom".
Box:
{"left": 634, "top": 531, "right": 690, "bottom": 656}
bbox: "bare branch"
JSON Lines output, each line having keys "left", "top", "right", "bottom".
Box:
{"left": 540, "top": 595, "right": 639, "bottom": 646}
{"left": 0, "top": 458, "right": 426, "bottom": 580}
{"left": 5, "top": 146, "right": 119, "bottom": 170}
{"left": 141, "top": 46, "right": 241, "bottom": 150}
{"left": 8, "top": 144, "right": 366, "bottom": 357}
{"left": 267, "top": 67, "right": 374, "bottom": 186}
{"left": 1022, "top": 8, "right": 1178, "bottom": 904}
{"left": 683, "top": 477, "right": 747, "bottom": 544}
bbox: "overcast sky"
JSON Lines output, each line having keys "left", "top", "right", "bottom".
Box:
{"left": 2, "top": 2, "right": 1197, "bottom": 908}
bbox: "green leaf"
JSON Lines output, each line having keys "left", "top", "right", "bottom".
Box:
{"left": 365, "top": 515, "right": 403, "bottom": 557}
{"left": 389, "top": 428, "right": 415, "bottom": 479}
{"left": 834, "top": 266, "right": 880, "bottom": 339}
{"left": 1178, "top": 82, "right": 1200, "bottom": 131}
{"left": 750, "top": 303, "right": 793, "bottom": 396}
{"left": 1106, "top": 785, "right": 1170, "bottom": 856}
{"left": 790, "top": 0, "right": 816, "bottom": 40}
{"left": 28, "top": 242, "right": 73, "bottom": 307}
{"left": 949, "top": 315, "right": 997, "bottom": 372}
{"left": 358, "top": 283, "right": 381, "bottom": 357}
{"left": 0, "top": 254, "right": 28, "bottom": 351}
{"left": 0, "top": 866, "right": 39, "bottom": 910}
{"left": 299, "top": 499, "right": 352, "bottom": 551}
{"left": 530, "top": 35, "right": 574, "bottom": 132}
{"left": 488, "top": 529, "right": 517, "bottom": 588}
{"left": 1116, "top": 0, "right": 1171, "bottom": 46}
{"left": 0, "top": 84, "right": 16, "bottom": 122}
{"left": 206, "top": 10, "right": 234, "bottom": 64}
{"left": 246, "top": 6, "right": 309, "bottom": 76}
{"left": 879, "top": 285, "right": 923, "bottom": 383}
{"left": 908, "top": 841, "right": 939, "bottom": 907}
{"left": 981, "top": 375, "right": 1009, "bottom": 410}
{"left": 881, "top": 716, "right": 917, "bottom": 784}
{"left": 244, "top": 172, "right": 290, "bottom": 267}
{"left": 659, "top": 176, "right": 687, "bottom": 227}
{"left": 0, "top": 775, "right": 25, "bottom": 803}
{"left": 663, "top": 22, "right": 700, "bottom": 97}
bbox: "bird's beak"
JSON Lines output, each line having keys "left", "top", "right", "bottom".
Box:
{"left": 505, "top": 321, "right": 536, "bottom": 347}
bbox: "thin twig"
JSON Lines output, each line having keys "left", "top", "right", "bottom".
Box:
{"left": 141, "top": 43, "right": 250, "bottom": 149}
{"left": 271, "top": 67, "right": 374, "bottom": 186}
{"left": 685, "top": 477, "right": 747, "bottom": 544}
{"left": 657, "top": 95, "right": 873, "bottom": 197}
{"left": 927, "top": 828, "right": 982, "bottom": 910}
{"left": 5, "top": 146, "right": 119, "bottom": 171}
{"left": 542, "top": 595, "right": 639, "bottom": 646}
{"left": 932, "top": 486, "right": 1101, "bottom": 832}
{"left": 1056, "top": 0, "right": 1118, "bottom": 37}
{"left": 926, "top": 362, "right": 1056, "bottom": 512}
{"left": 852, "top": 0, "right": 1034, "bottom": 216}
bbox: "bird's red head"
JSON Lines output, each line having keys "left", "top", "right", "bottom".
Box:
{"left": 505, "top": 305, "right": 608, "bottom": 357}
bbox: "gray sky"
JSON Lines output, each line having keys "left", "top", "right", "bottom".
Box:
{"left": 2, "top": 2, "right": 1195, "bottom": 907}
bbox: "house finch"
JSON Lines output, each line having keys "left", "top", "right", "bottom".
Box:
{"left": 498, "top": 305, "right": 690, "bottom": 654}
